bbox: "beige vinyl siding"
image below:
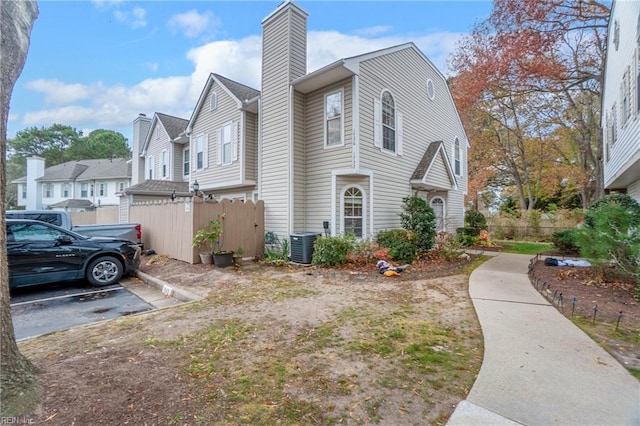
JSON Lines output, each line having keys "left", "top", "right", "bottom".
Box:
{"left": 292, "top": 91, "right": 306, "bottom": 232}
{"left": 628, "top": 180, "right": 640, "bottom": 201}
{"left": 145, "top": 122, "right": 172, "bottom": 180}
{"left": 428, "top": 152, "right": 452, "bottom": 189}
{"left": 260, "top": 4, "right": 306, "bottom": 237}
{"left": 172, "top": 145, "right": 183, "bottom": 181}
{"left": 244, "top": 112, "right": 258, "bottom": 182}
{"left": 190, "top": 81, "right": 243, "bottom": 188}
{"left": 302, "top": 79, "right": 354, "bottom": 234}
{"left": 357, "top": 47, "right": 467, "bottom": 234}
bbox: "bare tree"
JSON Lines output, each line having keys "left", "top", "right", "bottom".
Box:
{"left": 1, "top": 0, "right": 39, "bottom": 416}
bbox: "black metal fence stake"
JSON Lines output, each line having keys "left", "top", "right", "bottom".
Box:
{"left": 572, "top": 297, "right": 577, "bottom": 319}
{"left": 616, "top": 310, "right": 624, "bottom": 331}
{"left": 592, "top": 303, "right": 598, "bottom": 324}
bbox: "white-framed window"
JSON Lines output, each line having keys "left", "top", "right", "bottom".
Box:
{"left": 196, "top": 135, "right": 206, "bottom": 170}
{"left": 98, "top": 182, "right": 107, "bottom": 197}
{"left": 210, "top": 92, "right": 218, "bottom": 111}
{"left": 222, "top": 124, "right": 232, "bottom": 164}
{"left": 373, "top": 90, "right": 403, "bottom": 155}
{"left": 325, "top": 89, "right": 343, "bottom": 147}
{"left": 44, "top": 183, "right": 53, "bottom": 198}
{"left": 161, "top": 150, "right": 168, "bottom": 178}
{"left": 427, "top": 79, "right": 435, "bottom": 100}
{"left": 62, "top": 183, "right": 70, "bottom": 198}
{"left": 218, "top": 122, "right": 237, "bottom": 165}
{"left": 382, "top": 91, "right": 396, "bottom": 152}
{"left": 342, "top": 186, "right": 364, "bottom": 238}
{"left": 118, "top": 182, "right": 126, "bottom": 192}
{"left": 147, "top": 155, "right": 154, "bottom": 179}
{"left": 252, "top": 191, "right": 259, "bottom": 203}
{"left": 431, "top": 197, "right": 445, "bottom": 231}
{"left": 454, "top": 138, "right": 461, "bottom": 176}
{"left": 183, "top": 148, "right": 190, "bottom": 176}
{"left": 81, "top": 183, "right": 88, "bottom": 198}
{"left": 154, "top": 125, "right": 159, "bottom": 139}
{"left": 21, "top": 185, "right": 26, "bottom": 199}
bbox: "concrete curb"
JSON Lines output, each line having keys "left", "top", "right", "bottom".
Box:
{"left": 134, "top": 271, "right": 201, "bottom": 302}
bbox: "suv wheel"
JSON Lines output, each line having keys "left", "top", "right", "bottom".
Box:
{"left": 87, "top": 256, "right": 122, "bottom": 286}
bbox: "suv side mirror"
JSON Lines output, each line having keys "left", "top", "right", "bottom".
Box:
{"left": 56, "top": 235, "right": 73, "bottom": 245}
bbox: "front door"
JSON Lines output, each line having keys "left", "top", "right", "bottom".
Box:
{"left": 431, "top": 197, "right": 445, "bottom": 232}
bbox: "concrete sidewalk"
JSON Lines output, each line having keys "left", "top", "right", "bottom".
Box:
{"left": 448, "top": 253, "right": 640, "bottom": 425}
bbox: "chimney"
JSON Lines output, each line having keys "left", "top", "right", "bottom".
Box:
{"left": 132, "top": 113, "right": 151, "bottom": 184}
{"left": 260, "top": 0, "right": 308, "bottom": 238}
{"left": 26, "top": 156, "right": 45, "bottom": 210}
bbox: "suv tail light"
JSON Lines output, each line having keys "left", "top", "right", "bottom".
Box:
{"left": 135, "top": 225, "right": 142, "bottom": 241}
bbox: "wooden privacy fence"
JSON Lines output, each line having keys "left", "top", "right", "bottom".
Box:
{"left": 70, "top": 206, "right": 119, "bottom": 225}
{"left": 130, "top": 198, "right": 264, "bottom": 264}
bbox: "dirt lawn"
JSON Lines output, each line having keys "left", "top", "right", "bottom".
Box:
{"left": 19, "top": 255, "right": 484, "bottom": 425}
{"left": 18, "top": 251, "right": 640, "bottom": 425}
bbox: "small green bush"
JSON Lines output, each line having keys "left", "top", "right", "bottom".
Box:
{"left": 376, "top": 229, "right": 417, "bottom": 264}
{"left": 550, "top": 229, "right": 579, "bottom": 254}
{"left": 399, "top": 196, "right": 436, "bottom": 252}
{"left": 312, "top": 236, "right": 353, "bottom": 267}
{"left": 576, "top": 194, "right": 640, "bottom": 289}
{"left": 464, "top": 210, "right": 487, "bottom": 236}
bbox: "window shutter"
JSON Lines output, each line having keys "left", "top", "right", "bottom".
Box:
{"left": 217, "top": 129, "right": 222, "bottom": 165}
{"left": 397, "top": 111, "right": 403, "bottom": 156}
{"left": 232, "top": 121, "right": 239, "bottom": 162}
{"left": 201, "top": 134, "right": 208, "bottom": 169}
{"left": 192, "top": 137, "right": 197, "bottom": 172}
{"left": 373, "top": 99, "right": 382, "bottom": 148}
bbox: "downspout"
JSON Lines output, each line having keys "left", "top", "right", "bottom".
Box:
{"left": 288, "top": 84, "right": 294, "bottom": 237}
{"left": 257, "top": 98, "right": 262, "bottom": 199}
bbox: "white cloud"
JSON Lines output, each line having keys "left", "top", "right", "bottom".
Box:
{"left": 114, "top": 6, "right": 146, "bottom": 29}
{"left": 25, "top": 79, "right": 94, "bottom": 104}
{"left": 353, "top": 26, "right": 392, "bottom": 37}
{"left": 168, "top": 9, "right": 220, "bottom": 39}
{"left": 18, "top": 28, "right": 464, "bottom": 137}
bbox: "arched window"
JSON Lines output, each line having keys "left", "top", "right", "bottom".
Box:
{"left": 343, "top": 187, "right": 363, "bottom": 237}
{"left": 454, "top": 138, "right": 461, "bottom": 176}
{"left": 382, "top": 91, "right": 396, "bottom": 152}
{"left": 431, "top": 197, "right": 445, "bottom": 231}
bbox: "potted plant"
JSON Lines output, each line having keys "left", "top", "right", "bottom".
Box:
{"left": 212, "top": 239, "right": 234, "bottom": 268}
{"left": 191, "top": 219, "right": 223, "bottom": 265}
{"left": 233, "top": 246, "right": 244, "bottom": 266}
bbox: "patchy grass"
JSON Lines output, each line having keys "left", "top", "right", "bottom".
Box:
{"left": 496, "top": 240, "right": 553, "bottom": 255}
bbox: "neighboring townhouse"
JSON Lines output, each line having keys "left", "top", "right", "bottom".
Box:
{"left": 602, "top": 0, "right": 640, "bottom": 201}
{"left": 130, "top": 0, "right": 468, "bottom": 242}
{"left": 13, "top": 156, "right": 131, "bottom": 211}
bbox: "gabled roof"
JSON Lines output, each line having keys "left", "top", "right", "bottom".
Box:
{"left": 48, "top": 199, "right": 95, "bottom": 209}
{"left": 124, "top": 179, "right": 190, "bottom": 196}
{"left": 187, "top": 73, "right": 260, "bottom": 134}
{"left": 25, "top": 158, "right": 130, "bottom": 182}
{"left": 410, "top": 141, "right": 458, "bottom": 191}
{"left": 141, "top": 112, "right": 189, "bottom": 156}
{"left": 156, "top": 112, "right": 189, "bottom": 140}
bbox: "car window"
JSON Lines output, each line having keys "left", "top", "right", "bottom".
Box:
{"left": 8, "top": 222, "right": 67, "bottom": 242}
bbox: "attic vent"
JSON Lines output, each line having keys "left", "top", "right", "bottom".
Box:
{"left": 210, "top": 92, "right": 218, "bottom": 111}
{"left": 427, "top": 79, "right": 435, "bottom": 101}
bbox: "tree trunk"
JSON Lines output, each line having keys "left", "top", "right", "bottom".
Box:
{"left": 0, "top": 0, "right": 40, "bottom": 417}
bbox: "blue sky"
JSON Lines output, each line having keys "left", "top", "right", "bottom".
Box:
{"left": 9, "top": 0, "right": 492, "bottom": 144}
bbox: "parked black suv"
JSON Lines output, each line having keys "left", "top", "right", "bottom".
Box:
{"left": 7, "top": 219, "right": 141, "bottom": 289}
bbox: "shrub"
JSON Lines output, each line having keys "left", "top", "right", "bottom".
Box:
{"left": 550, "top": 229, "right": 580, "bottom": 254}
{"left": 464, "top": 210, "right": 487, "bottom": 236}
{"left": 575, "top": 194, "right": 640, "bottom": 288}
{"left": 432, "top": 232, "right": 465, "bottom": 261}
{"left": 347, "top": 239, "right": 379, "bottom": 264}
{"left": 312, "top": 236, "right": 353, "bottom": 267}
{"left": 455, "top": 227, "right": 478, "bottom": 247}
{"left": 376, "top": 229, "right": 417, "bottom": 264}
{"left": 399, "top": 196, "right": 436, "bottom": 252}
